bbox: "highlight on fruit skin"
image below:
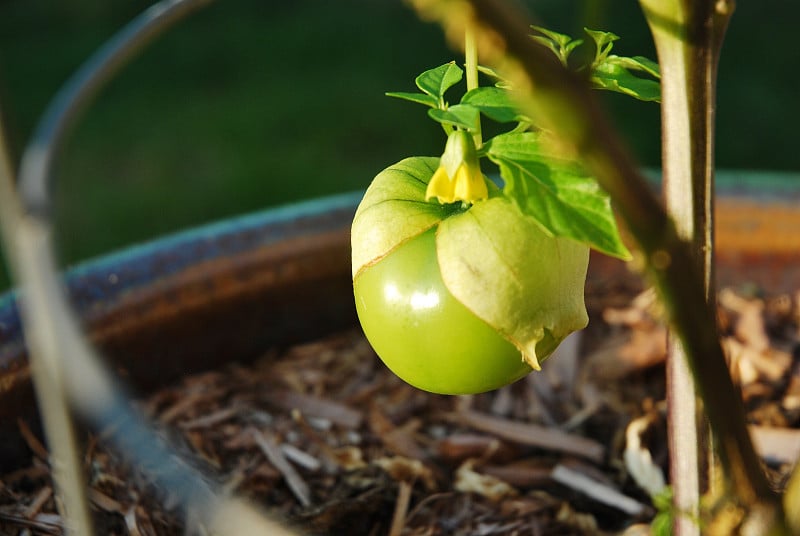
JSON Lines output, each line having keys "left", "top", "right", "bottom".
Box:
{"left": 426, "top": 129, "right": 488, "bottom": 205}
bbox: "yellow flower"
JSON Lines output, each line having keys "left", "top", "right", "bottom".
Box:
{"left": 426, "top": 130, "right": 488, "bottom": 205}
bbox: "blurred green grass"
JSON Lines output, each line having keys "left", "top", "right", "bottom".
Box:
{"left": 0, "top": 0, "right": 797, "bottom": 291}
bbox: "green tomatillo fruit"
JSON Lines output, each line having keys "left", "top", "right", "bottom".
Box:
{"left": 354, "top": 228, "right": 532, "bottom": 394}
{"left": 352, "top": 156, "right": 590, "bottom": 395}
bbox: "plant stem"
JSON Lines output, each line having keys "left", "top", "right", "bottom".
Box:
{"left": 0, "top": 0, "right": 298, "bottom": 534}
{"left": 0, "top": 109, "right": 96, "bottom": 536}
{"left": 436, "top": 0, "right": 778, "bottom": 517}
{"left": 465, "top": 25, "right": 479, "bottom": 92}
{"left": 637, "top": 1, "right": 732, "bottom": 532}
{"left": 464, "top": 23, "right": 482, "bottom": 146}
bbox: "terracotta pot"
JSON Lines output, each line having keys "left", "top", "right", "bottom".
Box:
{"left": 1, "top": 174, "right": 799, "bottom": 472}
{"left": 0, "top": 193, "right": 358, "bottom": 471}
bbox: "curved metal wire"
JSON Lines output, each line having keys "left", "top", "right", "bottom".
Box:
{"left": 19, "top": 0, "right": 212, "bottom": 216}
{"left": 11, "top": 1, "right": 295, "bottom": 533}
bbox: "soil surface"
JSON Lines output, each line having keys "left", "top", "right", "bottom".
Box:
{"left": 1, "top": 280, "right": 798, "bottom": 535}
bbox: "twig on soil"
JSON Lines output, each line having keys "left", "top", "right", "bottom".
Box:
{"left": 0, "top": 512, "right": 62, "bottom": 535}
{"left": 551, "top": 464, "right": 648, "bottom": 517}
{"left": 454, "top": 410, "right": 606, "bottom": 462}
{"left": 388, "top": 480, "right": 413, "bottom": 536}
{"left": 22, "top": 486, "right": 53, "bottom": 519}
{"left": 251, "top": 428, "right": 312, "bottom": 508}
{"left": 750, "top": 426, "right": 800, "bottom": 465}
{"left": 266, "top": 391, "right": 363, "bottom": 429}
{"left": 17, "top": 419, "right": 50, "bottom": 463}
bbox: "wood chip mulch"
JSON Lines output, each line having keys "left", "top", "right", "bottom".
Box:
{"left": 1, "top": 282, "right": 799, "bottom": 535}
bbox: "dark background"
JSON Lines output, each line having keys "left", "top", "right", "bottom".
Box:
{"left": 0, "top": 0, "right": 797, "bottom": 290}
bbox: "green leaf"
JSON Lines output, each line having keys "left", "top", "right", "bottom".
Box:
{"left": 438, "top": 196, "right": 589, "bottom": 369}
{"left": 612, "top": 55, "right": 661, "bottom": 78}
{"left": 591, "top": 60, "right": 661, "bottom": 102}
{"left": 461, "top": 87, "right": 526, "bottom": 123}
{"left": 582, "top": 28, "right": 661, "bottom": 101}
{"left": 486, "top": 132, "right": 631, "bottom": 259}
{"left": 428, "top": 104, "right": 481, "bottom": 131}
{"left": 585, "top": 28, "right": 620, "bottom": 63}
{"left": 650, "top": 487, "right": 675, "bottom": 536}
{"left": 531, "top": 25, "right": 584, "bottom": 65}
{"left": 351, "top": 157, "right": 460, "bottom": 277}
{"left": 532, "top": 35, "right": 565, "bottom": 60}
{"left": 385, "top": 91, "right": 438, "bottom": 108}
{"left": 531, "top": 25, "right": 573, "bottom": 48}
{"left": 416, "top": 62, "right": 463, "bottom": 102}
{"left": 476, "top": 65, "right": 513, "bottom": 89}
{"left": 385, "top": 62, "right": 463, "bottom": 111}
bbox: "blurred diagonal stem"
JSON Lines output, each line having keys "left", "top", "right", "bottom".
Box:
{"left": 0, "top": 73, "right": 96, "bottom": 536}
{"left": 410, "top": 0, "right": 781, "bottom": 527}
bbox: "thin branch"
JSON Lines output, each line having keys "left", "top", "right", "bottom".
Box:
{"left": 639, "top": 1, "right": 734, "bottom": 532}
{"left": 0, "top": 99, "right": 95, "bottom": 536}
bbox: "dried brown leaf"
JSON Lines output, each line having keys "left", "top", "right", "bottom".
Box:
{"left": 251, "top": 428, "right": 312, "bottom": 507}
{"left": 454, "top": 460, "right": 517, "bottom": 502}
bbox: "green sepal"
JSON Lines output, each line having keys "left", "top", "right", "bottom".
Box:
{"left": 438, "top": 196, "right": 589, "bottom": 370}
{"left": 486, "top": 132, "right": 632, "bottom": 260}
{"left": 351, "top": 157, "right": 461, "bottom": 278}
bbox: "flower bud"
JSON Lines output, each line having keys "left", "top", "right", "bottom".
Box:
{"left": 426, "top": 130, "right": 488, "bottom": 204}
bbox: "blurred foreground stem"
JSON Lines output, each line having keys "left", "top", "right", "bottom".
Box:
{"left": 0, "top": 106, "right": 95, "bottom": 536}
{"left": 0, "top": 0, "right": 298, "bottom": 534}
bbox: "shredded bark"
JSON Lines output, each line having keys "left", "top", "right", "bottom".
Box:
{"left": 1, "top": 284, "right": 799, "bottom": 535}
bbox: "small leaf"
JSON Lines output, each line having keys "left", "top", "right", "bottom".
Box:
{"left": 611, "top": 55, "right": 661, "bottom": 78}
{"left": 532, "top": 35, "right": 565, "bottom": 60}
{"left": 438, "top": 197, "right": 589, "bottom": 369}
{"left": 591, "top": 61, "right": 661, "bottom": 102}
{"left": 531, "top": 25, "right": 573, "bottom": 48}
{"left": 428, "top": 104, "right": 481, "bottom": 131}
{"left": 477, "top": 65, "right": 513, "bottom": 89}
{"left": 461, "top": 87, "right": 526, "bottom": 123}
{"left": 585, "top": 28, "right": 620, "bottom": 63}
{"left": 351, "top": 157, "right": 461, "bottom": 277}
{"left": 531, "top": 25, "right": 583, "bottom": 65}
{"left": 650, "top": 488, "right": 675, "bottom": 536}
{"left": 564, "top": 38, "right": 585, "bottom": 57}
{"left": 416, "top": 62, "right": 463, "bottom": 102}
{"left": 583, "top": 28, "right": 661, "bottom": 101}
{"left": 486, "top": 132, "right": 631, "bottom": 260}
{"left": 385, "top": 91, "right": 439, "bottom": 108}
{"left": 484, "top": 131, "right": 556, "bottom": 163}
